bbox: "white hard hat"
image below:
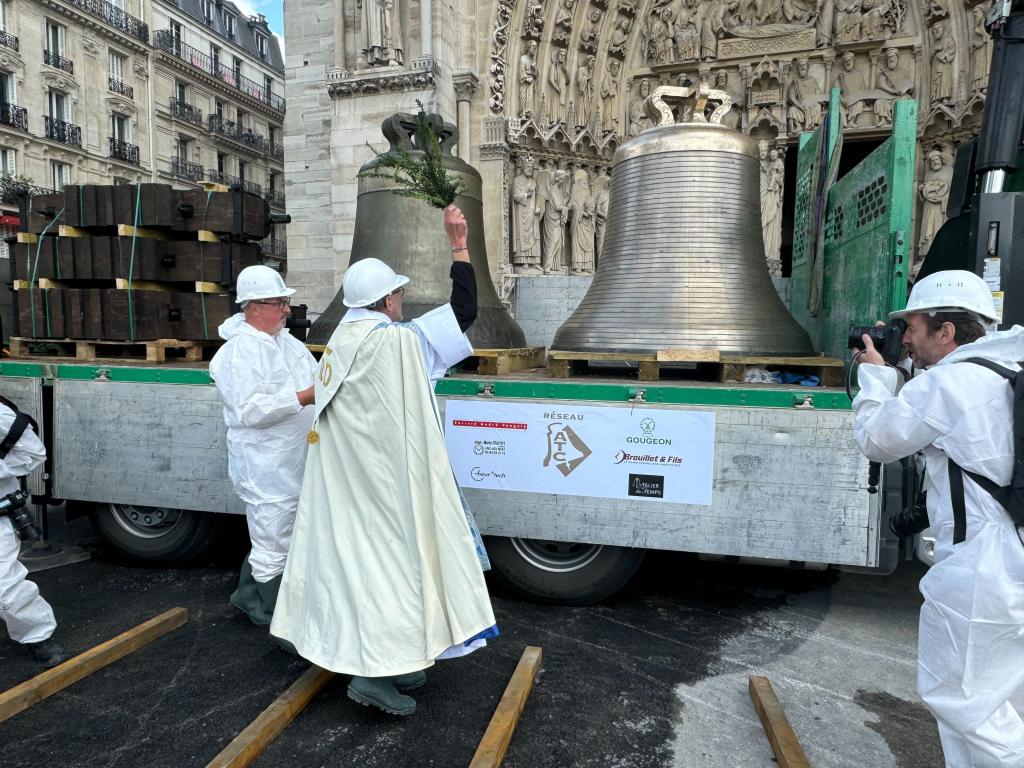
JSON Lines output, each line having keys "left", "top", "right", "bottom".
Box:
{"left": 342, "top": 258, "right": 409, "bottom": 308}
{"left": 890, "top": 269, "right": 998, "bottom": 323}
{"left": 236, "top": 265, "right": 295, "bottom": 302}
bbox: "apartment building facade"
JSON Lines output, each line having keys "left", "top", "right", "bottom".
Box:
{"left": 0, "top": 0, "right": 285, "bottom": 255}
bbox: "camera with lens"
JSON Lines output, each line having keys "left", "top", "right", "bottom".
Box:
{"left": 0, "top": 487, "right": 38, "bottom": 541}
{"left": 888, "top": 488, "right": 930, "bottom": 538}
{"left": 848, "top": 320, "right": 906, "bottom": 366}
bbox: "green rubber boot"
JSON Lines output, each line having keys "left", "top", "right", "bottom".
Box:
{"left": 392, "top": 670, "right": 427, "bottom": 693}
{"left": 229, "top": 557, "right": 282, "bottom": 626}
{"left": 347, "top": 676, "right": 417, "bottom": 716}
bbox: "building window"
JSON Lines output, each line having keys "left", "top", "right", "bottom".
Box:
{"left": 170, "top": 20, "right": 182, "bottom": 49}
{"left": 233, "top": 57, "right": 242, "bottom": 84}
{"left": 112, "top": 176, "right": 131, "bottom": 185}
{"left": 45, "top": 20, "right": 65, "bottom": 56}
{"left": 111, "top": 113, "right": 130, "bottom": 143}
{"left": 238, "top": 159, "right": 246, "bottom": 183}
{"left": 216, "top": 152, "right": 226, "bottom": 174}
{"left": 0, "top": 1, "right": 7, "bottom": 33}
{"left": 48, "top": 90, "right": 69, "bottom": 121}
{"left": 0, "top": 70, "right": 15, "bottom": 104}
{"left": 215, "top": 99, "right": 224, "bottom": 120}
{"left": 268, "top": 171, "right": 277, "bottom": 191}
{"left": 50, "top": 160, "right": 70, "bottom": 191}
{"left": 1, "top": 147, "right": 15, "bottom": 176}
{"left": 175, "top": 137, "right": 190, "bottom": 162}
{"left": 200, "top": 0, "right": 213, "bottom": 24}
{"left": 264, "top": 74, "right": 273, "bottom": 98}
{"left": 222, "top": 10, "right": 235, "bottom": 37}
{"left": 176, "top": 81, "right": 187, "bottom": 103}
{"left": 255, "top": 32, "right": 267, "bottom": 59}
{"left": 211, "top": 43, "right": 220, "bottom": 71}
{"left": 108, "top": 50, "right": 126, "bottom": 83}
{"left": 236, "top": 109, "right": 248, "bottom": 130}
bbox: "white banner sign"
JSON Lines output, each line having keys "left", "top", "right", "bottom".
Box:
{"left": 444, "top": 400, "right": 715, "bottom": 505}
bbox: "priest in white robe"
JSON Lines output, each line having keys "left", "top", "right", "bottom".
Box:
{"left": 270, "top": 206, "right": 497, "bottom": 717}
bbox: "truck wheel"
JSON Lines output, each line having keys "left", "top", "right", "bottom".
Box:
{"left": 89, "top": 503, "right": 224, "bottom": 563}
{"left": 484, "top": 536, "right": 645, "bottom": 605}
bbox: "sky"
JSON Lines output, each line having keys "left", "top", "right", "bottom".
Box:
{"left": 230, "top": 0, "right": 284, "bottom": 40}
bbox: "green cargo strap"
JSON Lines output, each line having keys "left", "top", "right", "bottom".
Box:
{"left": 29, "top": 207, "right": 65, "bottom": 338}
{"left": 127, "top": 183, "right": 142, "bottom": 341}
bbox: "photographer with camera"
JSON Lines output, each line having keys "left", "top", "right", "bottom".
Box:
{"left": 0, "top": 397, "right": 68, "bottom": 667}
{"left": 852, "top": 270, "right": 1024, "bottom": 767}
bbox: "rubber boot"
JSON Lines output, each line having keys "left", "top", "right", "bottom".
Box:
{"left": 392, "top": 670, "right": 427, "bottom": 692}
{"left": 347, "top": 676, "right": 417, "bottom": 716}
{"left": 27, "top": 638, "right": 69, "bottom": 668}
{"left": 230, "top": 556, "right": 272, "bottom": 625}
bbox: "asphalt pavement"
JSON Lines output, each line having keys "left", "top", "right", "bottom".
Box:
{"left": 0, "top": 515, "right": 941, "bottom": 767}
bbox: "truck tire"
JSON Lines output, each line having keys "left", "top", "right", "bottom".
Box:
{"left": 89, "top": 503, "right": 224, "bottom": 563}
{"left": 484, "top": 536, "right": 645, "bottom": 605}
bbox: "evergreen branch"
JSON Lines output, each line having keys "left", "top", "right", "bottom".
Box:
{"left": 357, "top": 102, "right": 464, "bottom": 209}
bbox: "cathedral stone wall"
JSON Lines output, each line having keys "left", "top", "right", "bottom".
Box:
{"left": 285, "top": 0, "right": 989, "bottom": 317}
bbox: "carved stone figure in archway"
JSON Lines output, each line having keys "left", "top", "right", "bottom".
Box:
{"left": 548, "top": 48, "right": 571, "bottom": 123}
{"left": 917, "top": 149, "right": 953, "bottom": 261}
{"left": 610, "top": 18, "right": 632, "bottom": 58}
{"left": 862, "top": 0, "right": 891, "bottom": 40}
{"left": 930, "top": 21, "right": 956, "bottom": 106}
{"left": 644, "top": 5, "right": 673, "bottom": 65}
{"left": 575, "top": 54, "right": 596, "bottom": 126}
{"left": 601, "top": 58, "right": 622, "bottom": 133}
{"left": 568, "top": 167, "right": 594, "bottom": 274}
{"left": 874, "top": 46, "right": 914, "bottom": 125}
{"left": 833, "top": 51, "right": 870, "bottom": 128}
{"left": 673, "top": 0, "right": 701, "bottom": 62}
{"left": 360, "top": 0, "right": 404, "bottom": 67}
{"left": 593, "top": 166, "right": 610, "bottom": 261}
{"left": 714, "top": 70, "right": 743, "bottom": 130}
{"left": 629, "top": 78, "right": 654, "bottom": 136}
{"left": 970, "top": 5, "right": 992, "bottom": 93}
{"left": 519, "top": 40, "right": 539, "bottom": 117}
{"left": 579, "top": 9, "right": 603, "bottom": 53}
{"left": 512, "top": 155, "right": 542, "bottom": 273}
{"left": 835, "top": 0, "right": 864, "bottom": 44}
{"left": 787, "top": 57, "right": 822, "bottom": 132}
{"left": 761, "top": 146, "right": 784, "bottom": 275}
{"left": 701, "top": 0, "right": 737, "bottom": 60}
{"left": 816, "top": 0, "right": 834, "bottom": 46}
{"left": 554, "top": 0, "right": 576, "bottom": 46}
{"left": 542, "top": 169, "right": 571, "bottom": 274}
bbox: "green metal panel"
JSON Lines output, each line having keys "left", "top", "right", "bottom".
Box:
{"left": 788, "top": 125, "right": 822, "bottom": 343}
{"left": 817, "top": 98, "right": 916, "bottom": 360}
{"left": 0, "top": 362, "right": 47, "bottom": 378}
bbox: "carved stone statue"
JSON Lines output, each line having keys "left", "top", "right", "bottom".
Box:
{"left": 629, "top": 78, "right": 655, "bottom": 136}
{"left": 970, "top": 5, "right": 992, "bottom": 94}
{"left": 761, "top": 146, "right": 784, "bottom": 276}
{"left": 579, "top": 9, "right": 603, "bottom": 54}
{"left": 874, "top": 46, "right": 914, "bottom": 125}
{"left": 834, "top": 0, "right": 864, "bottom": 44}
{"left": 575, "top": 54, "right": 596, "bottom": 126}
{"left": 360, "top": 0, "right": 404, "bottom": 67}
{"left": 673, "top": 0, "right": 702, "bottom": 62}
{"left": 714, "top": 70, "right": 743, "bottom": 130}
{"left": 701, "top": 0, "right": 737, "bottom": 60}
{"left": 644, "top": 5, "right": 673, "bottom": 65}
{"left": 816, "top": 0, "right": 834, "bottom": 46}
{"left": 601, "top": 58, "right": 622, "bottom": 133}
{"left": 568, "top": 167, "right": 593, "bottom": 274}
{"left": 519, "top": 40, "right": 539, "bottom": 117}
{"left": 917, "top": 149, "right": 952, "bottom": 262}
{"left": 782, "top": 0, "right": 814, "bottom": 24}
{"left": 861, "top": 0, "right": 891, "bottom": 40}
{"left": 548, "top": 48, "right": 571, "bottom": 123}
{"left": 930, "top": 21, "right": 956, "bottom": 106}
{"left": 609, "top": 18, "right": 632, "bottom": 58}
{"left": 593, "top": 166, "right": 610, "bottom": 261}
{"left": 542, "top": 168, "right": 571, "bottom": 274}
{"left": 522, "top": 0, "right": 544, "bottom": 39}
{"left": 512, "top": 155, "right": 542, "bottom": 273}
{"left": 554, "top": 0, "right": 576, "bottom": 46}
{"left": 787, "top": 58, "right": 823, "bottom": 133}
{"left": 833, "top": 51, "right": 870, "bottom": 128}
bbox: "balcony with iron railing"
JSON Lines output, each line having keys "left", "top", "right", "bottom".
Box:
{"left": 170, "top": 157, "right": 205, "bottom": 182}
{"left": 259, "top": 237, "right": 287, "bottom": 258}
{"left": 170, "top": 98, "right": 203, "bottom": 126}
{"left": 43, "top": 50, "right": 74, "bottom": 74}
{"left": 207, "top": 169, "right": 263, "bottom": 196}
{"left": 208, "top": 114, "right": 267, "bottom": 154}
{"left": 265, "top": 188, "right": 285, "bottom": 208}
{"left": 62, "top": 0, "right": 149, "bottom": 43}
{"left": 0, "top": 31, "right": 18, "bottom": 51}
{"left": 267, "top": 141, "right": 284, "bottom": 161}
{"left": 108, "top": 78, "right": 133, "bottom": 99}
{"left": 0, "top": 175, "right": 55, "bottom": 205}
{"left": 0, "top": 103, "right": 28, "bottom": 131}
{"left": 154, "top": 31, "right": 285, "bottom": 114}
{"left": 109, "top": 136, "right": 139, "bottom": 165}
{"left": 44, "top": 116, "right": 82, "bottom": 147}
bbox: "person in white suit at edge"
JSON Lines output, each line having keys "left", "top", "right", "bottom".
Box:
{"left": 852, "top": 270, "right": 1024, "bottom": 767}
{"left": 271, "top": 205, "right": 497, "bottom": 717}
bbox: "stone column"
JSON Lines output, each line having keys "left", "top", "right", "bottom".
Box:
{"left": 420, "top": 0, "right": 433, "bottom": 61}
{"left": 453, "top": 72, "right": 479, "bottom": 162}
{"left": 334, "top": 0, "right": 347, "bottom": 71}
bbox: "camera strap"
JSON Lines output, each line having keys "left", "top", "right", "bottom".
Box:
{"left": 0, "top": 412, "right": 31, "bottom": 461}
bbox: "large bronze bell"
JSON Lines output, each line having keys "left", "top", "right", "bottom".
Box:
{"left": 552, "top": 85, "right": 814, "bottom": 356}
{"left": 307, "top": 112, "right": 526, "bottom": 348}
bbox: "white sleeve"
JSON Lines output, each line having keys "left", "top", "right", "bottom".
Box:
{"left": 213, "top": 342, "right": 303, "bottom": 429}
{"left": 408, "top": 304, "right": 474, "bottom": 382}
{"left": 851, "top": 364, "right": 943, "bottom": 463}
{"left": 0, "top": 408, "right": 46, "bottom": 482}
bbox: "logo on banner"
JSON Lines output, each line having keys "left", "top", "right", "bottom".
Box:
{"left": 473, "top": 440, "right": 506, "bottom": 456}
{"left": 544, "top": 423, "right": 592, "bottom": 476}
{"left": 628, "top": 474, "right": 665, "bottom": 498}
{"left": 640, "top": 418, "right": 656, "bottom": 435}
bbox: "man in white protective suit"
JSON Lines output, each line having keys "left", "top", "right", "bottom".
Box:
{"left": 852, "top": 270, "right": 1024, "bottom": 767}
{"left": 271, "top": 205, "right": 497, "bottom": 717}
{"left": 0, "top": 397, "right": 68, "bottom": 667}
{"left": 209, "top": 266, "right": 318, "bottom": 626}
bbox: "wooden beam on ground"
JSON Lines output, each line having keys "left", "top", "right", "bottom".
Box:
{"left": 657, "top": 349, "right": 721, "bottom": 363}
{"left": 469, "top": 646, "right": 543, "bottom": 768}
{"left": 0, "top": 607, "right": 188, "bottom": 723}
{"left": 205, "top": 665, "right": 334, "bottom": 768}
{"left": 748, "top": 675, "right": 811, "bottom": 768}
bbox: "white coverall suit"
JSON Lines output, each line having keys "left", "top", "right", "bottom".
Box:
{"left": 209, "top": 315, "right": 317, "bottom": 620}
{"left": 0, "top": 403, "right": 57, "bottom": 644}
{"left": 853, "top": 327, "right": 1024, "bottom": 767}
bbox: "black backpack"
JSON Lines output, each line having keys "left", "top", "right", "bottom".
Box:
{"left": 0, "top": 395, "right": 35, "bottom": 462}
{"left": 947, "top": 358, "right": 1024, "bottom": 544}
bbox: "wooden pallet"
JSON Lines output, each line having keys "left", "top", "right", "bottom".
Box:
{"left": 13, "top": 279, "right": 227, "bottom": 294}
{"left": 547, "top": 349, "right": 845, "bottom": 385}
{"left": 461, "top": 347, "right": 547, "bottom": 376}
{"left": 8, "top": 337, "right": 221, "bottom": 363}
